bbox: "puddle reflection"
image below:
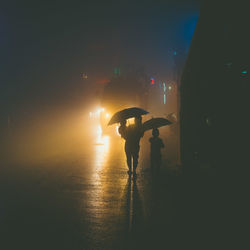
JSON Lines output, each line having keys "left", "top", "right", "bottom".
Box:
{"left": 90, "top": 124, "right": 110, "bottom": 205}
{"left": 121, "top": 176, "right": 144, "bottom": 235}
{"left": 86, "top": 124, "right": 144, "bottom": 246}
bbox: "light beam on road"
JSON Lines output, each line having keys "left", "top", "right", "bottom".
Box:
{"left": 94, "top": 125, "right": 110, "bottom": 171}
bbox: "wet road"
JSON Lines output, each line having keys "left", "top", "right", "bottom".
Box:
{"left": 0, "top": 128, "right": 222, "bottom": 250}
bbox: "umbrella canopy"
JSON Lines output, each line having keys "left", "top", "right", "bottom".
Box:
{"left": 108, "top": 107, "right": 149, "bottom": 125}
{"left": 142, "top": 117, "right": 172, "bottom": 131}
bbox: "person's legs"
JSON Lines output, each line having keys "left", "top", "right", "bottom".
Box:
{"left": 125, "top": 150, "right": 132, "bottom": 174}
{"left": 150, "top": 155, "right": 155, "bottom": 174}
{"left": 132, "top": 151, "right": 139, "bottom": 174}
{"left": 150, "top": 154, "right": 154, "bottom": 168}
{"left": 155, "top": 157, "right": 161, "bottom": 174}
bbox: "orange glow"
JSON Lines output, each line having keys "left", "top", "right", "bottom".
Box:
{"left": 115, "top": 125, "right": 120, "bottom": 136}
{"left": 87, "top": 127, "right": 127, "bottom": 225}
{"left": 96, "top": 79, "right": 109, "bottom": 84}
{"left": 94, "top": 124, "right": 110, "bottom": 170}
{"left": 127, "top": 117, "right": 135, "bottom": 125}
{"left": 89, "top": 107, "right": 106, "bottom": 119}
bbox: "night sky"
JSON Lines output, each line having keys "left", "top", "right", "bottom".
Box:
{"left": 1, "top": 0, "right": 201, "bottom": 117}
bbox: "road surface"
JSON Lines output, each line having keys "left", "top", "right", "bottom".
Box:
{"left": 0, "top": 128, "right": 225, "bottom": 250}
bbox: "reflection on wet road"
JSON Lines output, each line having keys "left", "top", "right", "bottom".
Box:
{"left": 1, "top": 130, "right": 179, "bottom": 250}
{"left": 72, "top": 131, "right": 178, "bottom": 249}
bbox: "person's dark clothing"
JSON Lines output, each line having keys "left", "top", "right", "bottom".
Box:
{"left": 119, "top": 124, "right": 144, "bottom": 172}
{"left": 149, "top": 137, "right": 164, "bottom": 169}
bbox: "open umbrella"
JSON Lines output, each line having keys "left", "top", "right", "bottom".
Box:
{"left": 142, "top": 117, "right": 172, "bottom": 131}
{"left": 108, "top": 107, "right": 149, "bottom": 125}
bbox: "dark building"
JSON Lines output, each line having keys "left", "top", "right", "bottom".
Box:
{"left": 180, "top": 1, "right": 249, "bottom": 173}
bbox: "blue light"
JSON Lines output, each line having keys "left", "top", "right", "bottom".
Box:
{"left": 178, "top": 13, "right": 199, "bottom": 49}
{"left": 173, "top": 51, "right": 177, "bottom": 56}
{"left": 184, "top": 15, "right": 199, "bottom": 44}
{"left": 241, "top": 70, "right": 247, "bottom": 74}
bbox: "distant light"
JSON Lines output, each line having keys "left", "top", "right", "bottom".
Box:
{"left": 241, "top": 70, "right": 247, "bottom": 74}
{"left": 114, "top": 67, "right": 121, "bottom": 76}
{"left": 206, "top": 117, "right": 211, "bottom": 126}
{"left": 225, "top": 62, "right": 232, "bottom": 68}
{"left": 81, "top": 73, "right": 88, "bottom": 79}
{"left": 96, "top": 108, "right": 105, "bottom": 116}
{"left": 96, "top": 79, "right": 109, "bottom": 84}
{"left": 105, "top": 113, "right": 110, "bottom": 118}
{"left": 163, "top": 82, "right": 166, "bottom": 92}
{"left": 164, "top": 94, "right": 166, "bottom": 104}
{"left": 174, "top": 51, "right": 177, "bottom": 56}
{"left": 151, "top": 77, "right": 155, "bottom": 85}
{"left": 169, "top": 86, "right": 172, "bottom": 90}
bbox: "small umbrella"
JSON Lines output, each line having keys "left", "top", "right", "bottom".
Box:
{"left": 108, "top": 107, "right": 149, "bottom": 125}
{"left": 142, "top": 117, "right": 172, "bottom": 131}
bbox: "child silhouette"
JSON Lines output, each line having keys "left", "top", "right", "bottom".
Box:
{"left": 149, "top": 128, "right": 164, "bottom": 172}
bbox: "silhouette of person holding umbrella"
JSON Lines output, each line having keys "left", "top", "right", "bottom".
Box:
{"left": 149, "top": 128, "right": 164, "bottom": 172}
{"left": 142, "top": 117, "right": 172, "bottom": 173}
{"left": 118, "top": 116, "right": 144, "bottom": 175}
{"left": 108, "top": 107, "right": 148, "bottom": 175}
